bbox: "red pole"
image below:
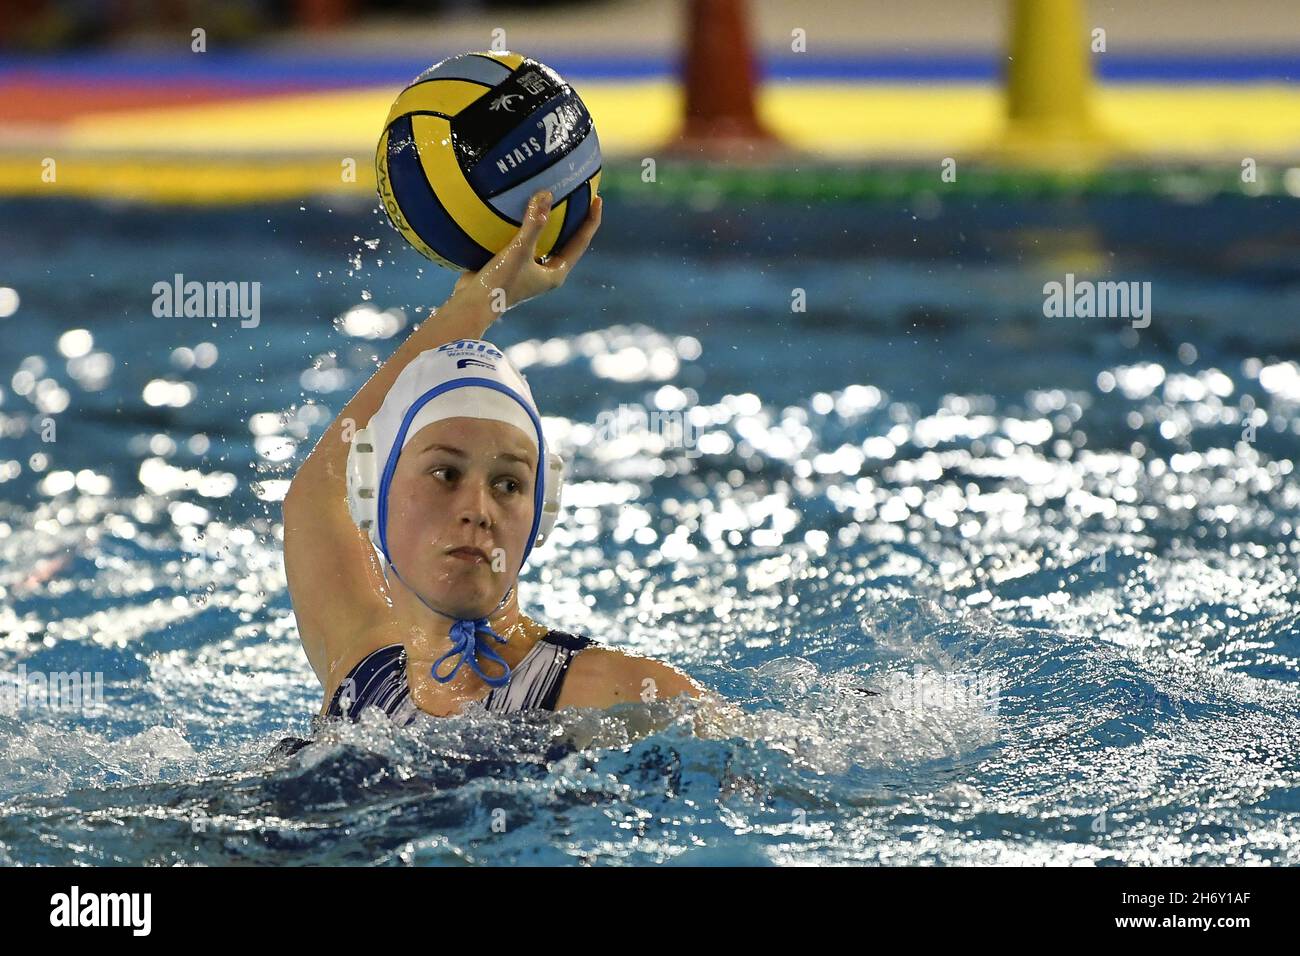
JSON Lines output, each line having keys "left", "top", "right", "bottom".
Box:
{"left": 667, "top": 0, "right": 783, "bottom": 159}
{"left": 294, "top": 0, "right": 353, "bottom": 31}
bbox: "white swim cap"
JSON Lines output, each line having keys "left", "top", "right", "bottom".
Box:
{"left": 345, "top": 338, "right": 564, "bottom": 570}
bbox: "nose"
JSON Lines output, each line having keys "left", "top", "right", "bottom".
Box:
{"left": 455, "top": 476, "right": 493, "bottom": 530}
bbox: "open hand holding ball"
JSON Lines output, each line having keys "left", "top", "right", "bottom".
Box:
{"left": 451, "top": 187, "right": 602, "bottom": 313}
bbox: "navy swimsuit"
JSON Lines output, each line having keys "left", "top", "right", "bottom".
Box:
{"left": 272, "top": 630, "right": 595, "bottom": 757}
{"left": 326, "top": 629, "right": 595, "bottom": 725}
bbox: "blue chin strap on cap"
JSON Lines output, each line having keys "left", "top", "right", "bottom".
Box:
{"left": 345, "top": 340, "right": 564, "bottom": 690}
{"left": 382, "top": 565, "right": 516, "bottom": 687}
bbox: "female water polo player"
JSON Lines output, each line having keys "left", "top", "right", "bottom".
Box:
{"left": 282, "top": 190, "right": 706, "bottom": 729}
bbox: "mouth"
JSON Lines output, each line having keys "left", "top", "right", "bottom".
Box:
{"left": 445, "top": 546, "right": 490, "bottom": 565}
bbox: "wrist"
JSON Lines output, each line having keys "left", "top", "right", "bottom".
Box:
{"left": 437, "top": 278, "right": 500, "bottom": 338}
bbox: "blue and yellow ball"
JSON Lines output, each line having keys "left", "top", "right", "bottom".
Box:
{"left": 376, "top": 51, "right": 602, "bottom": 272}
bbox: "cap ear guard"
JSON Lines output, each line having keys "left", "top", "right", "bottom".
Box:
{"left": 344, "top": 425, "right": 565, "bottom": 559}
{"left": 345, "top": 426, "right": 380, "bottom": 544}
{"left": 533, "top": 450, "right": 565, "bottom": 549}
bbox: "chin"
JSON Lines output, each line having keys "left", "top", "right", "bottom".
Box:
{"left": 422, "top": 582, "right": 500, "bottom": 620}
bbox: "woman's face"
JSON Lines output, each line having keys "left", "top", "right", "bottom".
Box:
{"left": 383, "top": 416, "right": 538, "bottom": 619}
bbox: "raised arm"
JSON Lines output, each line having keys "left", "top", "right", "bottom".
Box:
{"left": 283, "top": 189, "right": 602, "bottom": 690}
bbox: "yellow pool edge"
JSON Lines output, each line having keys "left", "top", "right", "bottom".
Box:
{"left": 2, "top": 83, "right": 1296, "bottom": 204}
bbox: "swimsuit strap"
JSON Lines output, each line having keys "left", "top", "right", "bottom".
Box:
{"left": 482, "top": 630, "right": 595, "bottom": 713}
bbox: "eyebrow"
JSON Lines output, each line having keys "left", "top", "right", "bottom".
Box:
{"left": 421, "top": 442, "right": 466, "bottom": 457}
{"left": 420, "top": 443, "right": 535, "bottom": 468}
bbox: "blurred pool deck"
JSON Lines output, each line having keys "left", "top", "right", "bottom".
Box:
{"left": 1, "top": 0, "right": 1299, "bottom": 202}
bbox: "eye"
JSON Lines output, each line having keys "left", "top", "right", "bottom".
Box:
{"left": 495, "top": 475, "right": 524, "bottom": 495}
{"left": 429, "top": 465, "right": 458, "bottom": 482}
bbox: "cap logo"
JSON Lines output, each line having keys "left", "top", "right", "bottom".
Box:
{"left": 436, "top": 339, "right": 503, "bottom": 358}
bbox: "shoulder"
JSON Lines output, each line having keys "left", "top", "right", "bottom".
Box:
{"left": 557, "top": 644, "right": 701, "bottom": 709}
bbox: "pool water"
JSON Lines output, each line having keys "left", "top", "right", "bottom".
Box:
{"left": 0, "top": 189, "right": 1298, "bottom": 865}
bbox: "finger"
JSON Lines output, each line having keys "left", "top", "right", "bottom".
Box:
{"left": 517, "top": 190, "right": 552, "bottom": 257}
{"left": 545, "top": 194, "right": 603, "bottom": 276}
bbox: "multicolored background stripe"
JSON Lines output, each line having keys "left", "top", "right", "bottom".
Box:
{"left": 2, "top": 51, "right": 1297, "bottom": 202}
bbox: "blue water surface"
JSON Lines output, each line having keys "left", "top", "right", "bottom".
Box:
{"left": 0, "top": 189, "right": 1297, "bottom": 865}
